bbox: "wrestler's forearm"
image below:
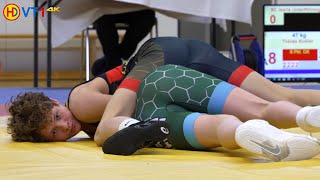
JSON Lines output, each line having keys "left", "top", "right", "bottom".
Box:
{"left": 101, "top": 88, "right": 137, "bottom": 123}
{"left": 94, "top": 116, "right": 132, "bottom": 146}
{"left": 94, "top": 89, "right": 136, "bottom": 146}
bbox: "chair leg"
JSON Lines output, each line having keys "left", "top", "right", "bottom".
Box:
{"left": 149, "top": 18, "right": 159, "bottom": 38}
{"left": 155, "top": 18, "right": 159, "bottom": 37}
{"left": 85, "top": 27, "right": 90, "bottom": 81}
{"left": 80, "top": 30, "right": 85, "bottom": 82}
{"left": 150, "top": 29, "right": 153, "bottom": 38}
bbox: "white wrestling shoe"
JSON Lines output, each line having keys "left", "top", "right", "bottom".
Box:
{"left": 296, "top": 106, "right": 320, "bottom": 132}
{"left": 235, "top": 119, "right": 320, "bottom": 162}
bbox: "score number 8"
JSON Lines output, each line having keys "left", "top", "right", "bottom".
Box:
{"left": 268, "top": 52, "right": 276, "bottom": 64}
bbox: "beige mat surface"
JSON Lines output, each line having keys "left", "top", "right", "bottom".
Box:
{"left": 1, "top": 126, "right": 320, "bottom": 179}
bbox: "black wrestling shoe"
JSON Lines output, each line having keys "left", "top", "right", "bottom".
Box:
{"left": 102, "top": 121, "right": 170, "bottom": 155}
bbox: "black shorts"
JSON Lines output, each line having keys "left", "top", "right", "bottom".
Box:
{"left": 126, "top": 37, "right": 242, "bottom": 82}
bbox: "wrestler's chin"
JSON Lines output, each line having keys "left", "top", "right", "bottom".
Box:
{"left": 70, "top": 119, "right": 82, "bottom": 138}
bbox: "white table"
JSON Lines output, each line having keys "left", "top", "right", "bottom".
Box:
{"left": 40, "top": 0, "right": 254, "bottom": 47}
{"left": 35, "top": 0, "right": 254, "bottom": 86}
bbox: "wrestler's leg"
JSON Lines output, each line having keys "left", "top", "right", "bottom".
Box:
{"left": 240, "top": 71, "right": 320, "bottom": 106}
{"left": 222, "top": 86, "right": 300, "bottom": 129}
{"left": 154, "top": 37, "right": 320, "bottom": 107}
{"left": 194, "top": 45, "right": 320, "bottom": 106}
{"left": 99, "top": 114, "right": 240, "bottom": 155}
{"left": 197, "top": 43, "right": 320, "bottom": 106}
{"left": 208, "top": 78, "right": 320, "bottom": 132}
{"left": 100, "top": 112, "right": 320, "bottom": 161}
{"left": 177, "top": 113, "right": 242, "bottom": 150}
{"left": 138, "top": 65, "right": 320, "bottom": 133}
{"left": 192, "top": 114, "right": 320, "bottom": 161}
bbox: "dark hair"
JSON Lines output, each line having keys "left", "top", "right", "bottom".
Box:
{"left": 6, "top": 92, "right": 58, "bottom": 142}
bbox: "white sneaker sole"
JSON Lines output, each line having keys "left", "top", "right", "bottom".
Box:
{"left": 236, "top": 120, "right": 320, "bottom": 161}
{"left": 297, "top": 106, "right": 320, "bottom": 132}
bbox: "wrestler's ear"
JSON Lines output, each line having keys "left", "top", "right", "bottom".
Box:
{"left": 50, "top": 98, "right": 60, "bottom": 105}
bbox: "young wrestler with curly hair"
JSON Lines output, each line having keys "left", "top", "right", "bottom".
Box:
{"left": 6, "top": 37, "right": 320, "bottom": 162}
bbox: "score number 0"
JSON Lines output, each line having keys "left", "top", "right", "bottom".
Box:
{"left": 270, "top": 15, "right": 276, "bottom": 24}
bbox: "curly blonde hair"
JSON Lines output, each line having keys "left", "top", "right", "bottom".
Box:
{"left": 6, "top": 92, "right": 58, "bottom": 142}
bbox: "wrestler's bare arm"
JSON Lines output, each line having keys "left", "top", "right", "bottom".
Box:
{"left": 68, "top": 78, "right": 113, "bottom": 123}
{"left": 94, "top": 88, "right": 137, "bottom": 146}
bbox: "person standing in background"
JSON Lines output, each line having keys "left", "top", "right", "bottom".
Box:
{"left": 91, "top": 10, "right": 156, "bottom": 77}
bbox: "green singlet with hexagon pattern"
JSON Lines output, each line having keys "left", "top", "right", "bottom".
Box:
{"left": 135, "top": 64, "right": 223, "bottom": 121}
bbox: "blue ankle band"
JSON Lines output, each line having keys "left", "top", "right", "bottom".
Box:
{"left": 207, "top": 81, "right": 236, "bottom": 114}
{"left": 183, "top": 112, "right": 206, "bottom": 150}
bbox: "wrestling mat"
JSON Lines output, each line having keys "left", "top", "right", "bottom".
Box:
{"left": 1, "top": 88, "right": 320, "bottom": 179}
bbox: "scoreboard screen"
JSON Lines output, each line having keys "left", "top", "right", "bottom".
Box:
{"left": 263, "top": 4, "right": 320, "bottom": 82}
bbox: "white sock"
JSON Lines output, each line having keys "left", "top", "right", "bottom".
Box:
{"left": 118, "top": 118, "right": 140, "bottom": 131}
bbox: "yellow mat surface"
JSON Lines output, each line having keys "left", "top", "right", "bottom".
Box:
{"left": 1, "top": 124, "right": 320, "bottom": 179}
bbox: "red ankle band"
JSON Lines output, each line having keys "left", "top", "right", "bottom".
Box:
{"left": 118, "top": 78, "right": 141, "bottom": 92}
{"left": 105, "top": 65, "right": 124, "bottom": 83}
{"left": 228, "top": 65, "right": 253, "bottom": 87}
